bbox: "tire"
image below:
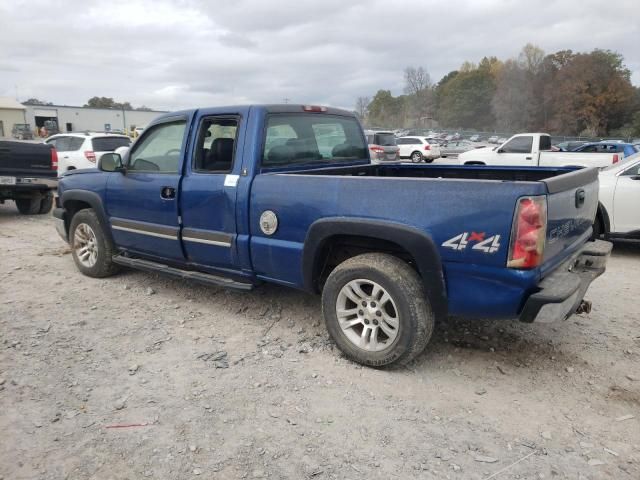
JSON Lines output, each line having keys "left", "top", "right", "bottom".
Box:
{"left": 69, "top": 209, "right": 119, "bottom": 278}
{"left": 38, "top": 192, "right": 53, "bottom": 214}
{"left": 15, "top": 197, "right": 41, "bottom": 215}
{"left": 410, "top": 151, "right": 423, "bottom": 163}
{"left": 592, "top": 216, "right": 603, "bottom": 239}
{"left": 322, "top": 253, "right": 434, "bottom": 367}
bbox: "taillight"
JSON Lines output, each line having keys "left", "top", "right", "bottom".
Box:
{"left": 424, "top": 144, "right": 431, "bottom": 151}
{"left": 613, "top": 154, "right": 619, "bottom": 164}
{"left": 84, "top": 151, "right": 96, "bottom": 163}
{"left": 507, "top": 196, "right": 547, "bottom": 269}
{"left": 51, "top": 148, "right": 58, "bottom": 171}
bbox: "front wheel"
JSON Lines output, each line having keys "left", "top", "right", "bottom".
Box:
{"left": 322, "top": 253, "right": 434, "bottom": 367}
{"left": 69, "top": 209, "right": 119, "bottom": 278}
{"left": 411, "top": 151, "right": 423, "bottom": 163}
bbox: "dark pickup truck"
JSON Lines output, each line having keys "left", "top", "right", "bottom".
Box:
{"left": 0, "top": 141, "right": 58, "bottom": 214}
{"left": 53, "top": 105, "right": 612, "bottom": 367}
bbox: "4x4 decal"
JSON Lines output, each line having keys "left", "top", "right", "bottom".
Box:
{"left": 442, "top": 232, "right": 501, "bottom": 253}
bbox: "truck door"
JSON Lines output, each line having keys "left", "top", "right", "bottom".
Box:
{"left": 105, "top": 115, "right": 190, "bottom": 261}
{"left": 496, "top": 135, "right": 535, "bottom": 166}
{"left": 179, "top": 108, "right": 248, "bottom": 271}
{"left": 612, "top": 161, "right": 640, "bottom": 233}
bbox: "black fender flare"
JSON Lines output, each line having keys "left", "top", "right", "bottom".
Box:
{"left": 60, "top": 189, "right": 114, "bottom": 244}
{"left": 596, "top": 201, "right": 611, "bottom": 234}
{"left": 302, "top": 218, "right": 447, "bottom": 321}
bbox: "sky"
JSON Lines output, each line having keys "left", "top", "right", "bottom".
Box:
{"left": 0, "top": 0, "right": 638, "bottom": 111}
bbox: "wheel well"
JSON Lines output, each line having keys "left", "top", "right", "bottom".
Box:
{"left": 63, "top": 200, "right": 92, "bottom": 232}
{"left": 596, "top": 202, "right": 610, "bottom": 234}
{"left": 411, "top": 150, "right": 422, "bottom": 156}
{"left": 312, "top": 235, "right": 418, "bottom": 292}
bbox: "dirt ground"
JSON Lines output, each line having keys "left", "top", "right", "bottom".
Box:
{"left": 1, "top": 202, "right": 639, "bottom": 480}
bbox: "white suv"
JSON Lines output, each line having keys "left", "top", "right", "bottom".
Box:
{"left": 45, "top": 133, "right": 131, "bottom": 176}
{"left": 397, "top": 136, "right": 441, "bottom": 163}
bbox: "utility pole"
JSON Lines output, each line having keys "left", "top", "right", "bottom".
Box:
{"left": 282, "top": 98, "right": 290, "bottom": 104}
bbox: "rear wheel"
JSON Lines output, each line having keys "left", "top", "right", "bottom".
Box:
{"left": 15, "top": 197, "right": 41, "bottom": 215}
{"left": 38, "top": 192, "right": 53, "bottom": 214}
{"left": 322, "top": 253, "right": 434, "bottom": 367}
{"left": 411, "top": 151, "right": 423, "bottom": 163}
{"left": 69, "top": 209, "right": 119, "bottom": 278}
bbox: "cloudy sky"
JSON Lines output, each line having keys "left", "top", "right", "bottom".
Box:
{"left": 0, "top": 0, "right": 638, "bottom": 111}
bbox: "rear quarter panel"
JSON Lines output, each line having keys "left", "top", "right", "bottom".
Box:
{"left": 539, "top": 151, "right": 615, "bottom": 168}
{"left": 249, "top": 174, "right": 547, "bottom": 317}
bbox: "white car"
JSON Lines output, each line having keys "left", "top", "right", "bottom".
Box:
{"left": 46, "top": 133, "right": 131, "bottom": 176}
{"left": 595, "top": 153, "right": 640, "bottom": 238}
{"left": 396, "top": 136, "right": 441, "bottom": 163}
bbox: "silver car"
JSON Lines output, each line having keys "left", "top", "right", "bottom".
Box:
{"left": 364, "top": 130, "right": 400, "bottom": 164}
{"left": 440, "top": 140, "right": 482, "bottom": 158}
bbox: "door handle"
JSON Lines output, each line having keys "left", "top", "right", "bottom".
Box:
{"left": 526, "top": 156, "right": 532, "bottom": 160}
{"left": 160, "top": 186, "right": 176, "bottom": 199}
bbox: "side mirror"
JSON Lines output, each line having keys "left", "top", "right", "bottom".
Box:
{"left": 497, "top": 148, "right": 504, "bottom": 153}
{"left": 98, "top": 153, "right": 124, "bottom": 173}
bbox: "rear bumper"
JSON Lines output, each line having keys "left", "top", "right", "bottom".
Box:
{"left": 519, "top": 239, "right": 612, "bottom": 323}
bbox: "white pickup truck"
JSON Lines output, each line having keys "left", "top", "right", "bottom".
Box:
{"left": 459, "top": 133, "right": 621, "bottom": 168}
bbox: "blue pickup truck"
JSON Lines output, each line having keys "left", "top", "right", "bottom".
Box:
{"left": 53, "top": 105, "right": 612, "bottom": 367}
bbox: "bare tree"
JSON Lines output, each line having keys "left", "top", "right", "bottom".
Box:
{"left": 403, "top": 66, "right": 432, "bottom": 96}
{"left": 518, "top": 43, "right": 545, "bottom": 74}
{"left": 355, "top": 96, "right": 370, "bottom": 120}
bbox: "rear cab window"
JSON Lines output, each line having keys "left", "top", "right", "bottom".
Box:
{"left": 262, "top": 114, "right": 367, "bottom": 168}
{"left": 91, "top": 136, "right": 131, "bottom": 152}
{"left": 47, "top": 136, "right": 84, "bottom": 152}
{"left": 374, "top": 133, "right": 396, "bottom": 146}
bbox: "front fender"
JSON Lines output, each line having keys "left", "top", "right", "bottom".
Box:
{"left": 60, "top": 189, "right": 114, "bottom": 245}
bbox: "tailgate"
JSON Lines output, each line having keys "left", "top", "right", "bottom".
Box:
{"left": 542, "top": 168, "right": 599, "bottom": 273}
{"left": 0, "top": 141, "right": 56, "bottom": 178}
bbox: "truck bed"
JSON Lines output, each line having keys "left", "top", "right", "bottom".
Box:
{"left": 287, "top": 162, "right": 584, "bottom": 185}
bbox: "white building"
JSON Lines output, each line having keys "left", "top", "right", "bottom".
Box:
{"left": 23, "top": 104, "right": 167, "bottom": 134}
{"left": 0, "top": 96, "right": 28, "bottom": 138}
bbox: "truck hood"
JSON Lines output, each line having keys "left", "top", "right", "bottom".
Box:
{"left": 61, "top": 167, "right": 100, "bottom": 177}
{"left": 458, "top": 146, "right": 496, "bottom": 163}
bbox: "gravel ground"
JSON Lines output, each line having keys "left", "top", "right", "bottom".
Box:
{"left": 1, "top": 202, "right": 639, "bottom": 480}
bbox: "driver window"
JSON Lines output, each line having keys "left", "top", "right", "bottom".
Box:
{"left": 128, "top": 120, "right": 186, "bottom": 173}
{"left": 502, "top": 136, "right": 533, "bottom": 153}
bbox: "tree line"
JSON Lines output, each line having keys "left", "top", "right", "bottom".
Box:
{"left": 357, "top": 44, "right": 640, "bottom": 138}
{"left": 23, "top": 97, "right": 153, "bottom": 111}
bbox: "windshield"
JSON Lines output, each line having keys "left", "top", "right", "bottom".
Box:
{"left": 262, "top": 114, "right": 367, "bottom": 167}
